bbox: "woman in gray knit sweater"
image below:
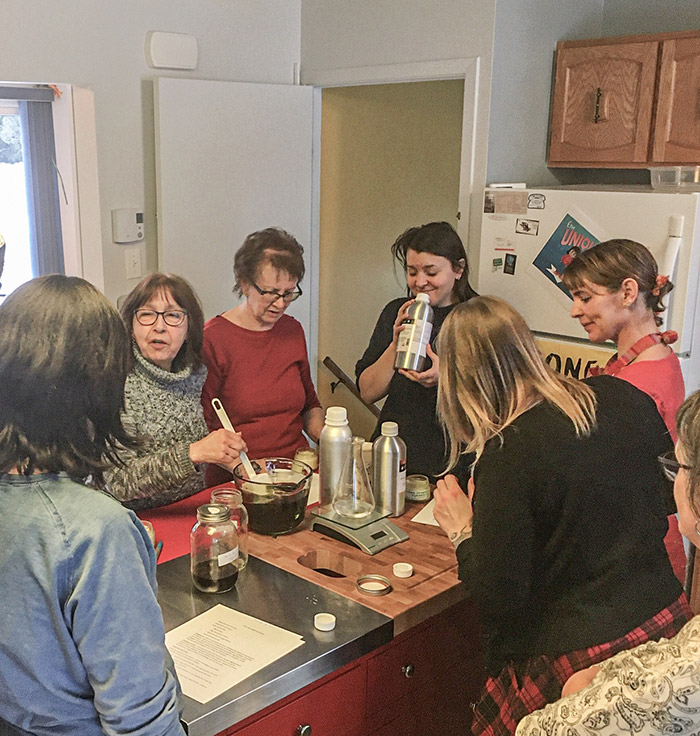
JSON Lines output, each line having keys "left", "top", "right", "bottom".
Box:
{"left": 104, "top": 273, "right": 246, "bottom": 510}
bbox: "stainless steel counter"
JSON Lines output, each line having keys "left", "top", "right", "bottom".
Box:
{"left": 157, "top": 554, "right": 393, "bottom": 736}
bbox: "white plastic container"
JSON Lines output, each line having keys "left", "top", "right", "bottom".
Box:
{"left": 649, "top": 166, "right": 700, "bottom": 191}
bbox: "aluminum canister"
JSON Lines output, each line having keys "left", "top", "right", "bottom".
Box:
{"left": 372, "top": 422, "right": 406, "bottom": 517}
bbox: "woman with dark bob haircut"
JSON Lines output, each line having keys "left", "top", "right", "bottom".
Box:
{"left": 202, "top": 228, "right": 323, "bottom": 487}
{"left": 105, "top": 272, "right": 246, "bottom": 509}
{"left": 0, "top": 275, "right": 185, "bottom": 736}
{"left": 356, "top": 221, "right": 478, "bottom": 479}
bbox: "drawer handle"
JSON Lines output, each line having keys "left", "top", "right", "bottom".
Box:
{"left": 593, "top": 87, "right": 608, "bottom": 124}
{"left": 297, "top": 726, "right": 312, "bottom": 736}
{"left": 402, "top": 663, "right": 415, "bottom": 678}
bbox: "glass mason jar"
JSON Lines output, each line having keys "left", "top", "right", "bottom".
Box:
{"left": 210, "top": 486, "right": 249, "bottom": 569}
{"left": 190, "top": 503, "right": 239, "bottom": 593}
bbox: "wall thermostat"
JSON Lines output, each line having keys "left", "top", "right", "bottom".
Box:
{"left": 112, "top": 209, "right": 144, "bottom": 244}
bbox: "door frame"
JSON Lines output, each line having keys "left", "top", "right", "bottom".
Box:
{"left": 302, "top": 58, "right": 482, "bottom": 259}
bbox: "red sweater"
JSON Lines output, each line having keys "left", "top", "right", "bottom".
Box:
{"left": 616, "top": 352, "right": 684, "bottom": 442}
{"left": 201, "top": 314, "right": 321, "bottom": 487}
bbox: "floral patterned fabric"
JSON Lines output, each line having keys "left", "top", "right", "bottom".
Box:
{"left": 516, "top": 614, "right": 700, "bottom": 736}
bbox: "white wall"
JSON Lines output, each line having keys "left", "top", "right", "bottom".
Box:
{"left": 2, "top": 0, "right": 301, "bottom": 303}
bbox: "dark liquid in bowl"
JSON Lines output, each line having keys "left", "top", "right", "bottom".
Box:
{"left": 247, "top": 490, "right": 306, "bottom": 535}
{"left": 192, "top": 560, "right": 238, "bottom": 593}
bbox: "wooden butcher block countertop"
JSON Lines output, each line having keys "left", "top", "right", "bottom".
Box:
{"left": 247, "top": 502, "right": 467, "bottom": 635}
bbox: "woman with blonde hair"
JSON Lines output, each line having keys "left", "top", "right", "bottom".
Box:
{"left": 433, "top": 296, "right": 690, "bottom": 736}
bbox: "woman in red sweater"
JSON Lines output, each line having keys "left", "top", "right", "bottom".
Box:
{"left": 201, "top": 228, "right": 323, "bottom": 487}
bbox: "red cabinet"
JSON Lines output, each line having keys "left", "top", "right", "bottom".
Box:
{"left": 223, "top": 599, "right": 485, "bottom": 736}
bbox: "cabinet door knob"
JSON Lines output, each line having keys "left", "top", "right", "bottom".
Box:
{"left": 297, "top": 725, "right": 312, "bottom": 736}
{"left": 402, "top": 663, "right": 415, "bottom": 678}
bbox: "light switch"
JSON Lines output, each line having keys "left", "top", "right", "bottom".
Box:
{"left": 125, "top": 246, "right": 142, "bottom": 280}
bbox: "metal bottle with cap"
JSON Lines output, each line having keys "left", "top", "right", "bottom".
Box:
{"left": 394, "top": 292, "right": 434, "bottom": 372}
{"left": 319, "top": 406, "right": 352, "bottom": 511}
{"left": 372, "top": 421, "right": 407, "bottom": 517}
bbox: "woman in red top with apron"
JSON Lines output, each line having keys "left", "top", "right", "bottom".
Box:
{"left": 563, "top": 238, "right": 685, "bottom": 579}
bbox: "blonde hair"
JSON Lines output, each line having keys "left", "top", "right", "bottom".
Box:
{"left": 437, "top": 296, "right": 597, "bottom": 467}
{"left": 676, "top": 390, "right": 700, "bottom": 518}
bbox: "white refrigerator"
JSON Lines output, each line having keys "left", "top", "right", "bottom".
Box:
{"left": 476, "top": 186, "right": 700, "bottom": 392}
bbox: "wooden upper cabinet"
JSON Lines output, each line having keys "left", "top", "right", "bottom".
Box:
{"left": 653, "top": 37, "right": 700, "bottom": 162}
{"left": 548, "top": 40, "right": 659, "bottom": 165}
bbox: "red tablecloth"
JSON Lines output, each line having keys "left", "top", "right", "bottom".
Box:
{"left": 137, "top": 485, "right": 234, "bottom": 564}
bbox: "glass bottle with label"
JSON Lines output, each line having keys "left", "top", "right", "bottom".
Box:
{"left": 190, "top": 503, "right": 239, "bottom": 593}
{"left": 210, "top": 487, "right": 249, "bottom": 569}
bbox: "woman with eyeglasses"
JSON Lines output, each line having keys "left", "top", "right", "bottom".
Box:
{"left": 516, "top": 391, "right": 700, "bottom": 736}
{"left": 432, "top": 296, "right": 691, "bottom": 736}
{"left": 201, "top": 228, "right": 323, "bottom": 487}
{"left": 356, "top": 222, "right": 478, "bottom": 480}
{"left": 104, "top": 273, "right": 247, "bottom": 509}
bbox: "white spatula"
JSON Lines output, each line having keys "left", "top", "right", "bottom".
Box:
{"left": 211, "top": 398, "right": 269, "bottom": 482}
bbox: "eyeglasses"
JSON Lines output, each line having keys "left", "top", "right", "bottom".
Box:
{"left": 657, "top": 450, "right": 692, "bottom": 482}
{"left": 134, "top": 309, "right": 188, "bottom": 327}
{"left": 250, "top": 282, "right": 302, "bottom": 304}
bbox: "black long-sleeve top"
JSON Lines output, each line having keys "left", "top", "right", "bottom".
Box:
{"left": 456, "top": 375, "right": 680, "bottom": 676}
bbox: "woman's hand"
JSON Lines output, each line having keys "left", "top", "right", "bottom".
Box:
{"left": 399, "top": 343, "right": 439, "bottom": 387}
{"left": 189, "top": 429, "right": 247, "bottom": 471}
{"left": 434, "top": 475, "right": 474, "bottom": 543}
{"left": 392, "top": 298, "right": 414, "bottom": 345}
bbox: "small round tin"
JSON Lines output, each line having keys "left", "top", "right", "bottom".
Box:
{"left": 356, "top": 574, "right": 392, "bottom": 596}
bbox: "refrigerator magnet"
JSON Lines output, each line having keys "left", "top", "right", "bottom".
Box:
{"left": 492, "top": 257, "right": 503, "bottom": 272}
{"left": 504, "top": 253, "right": 517, "bottom": 275}
{"left": 527, "top": 193, "right": 546, "bottom": 209}
{"left": 515, "top": 218, "right": 539, "bottom": 236}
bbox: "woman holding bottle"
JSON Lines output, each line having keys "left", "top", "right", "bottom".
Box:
{"left": 355, "top": 221, "right": 478, "bottom": 480}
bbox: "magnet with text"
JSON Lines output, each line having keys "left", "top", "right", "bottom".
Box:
{"left": 504, "top": 253, "right": 517, "bottom": 275}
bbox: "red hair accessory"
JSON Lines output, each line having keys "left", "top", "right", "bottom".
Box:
{"left": 652, "top": 274, "right": 670, "bottom": 296}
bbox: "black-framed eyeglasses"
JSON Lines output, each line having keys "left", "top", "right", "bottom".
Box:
{"left": 658, "top": 451, "right": 692, "bottom": 482}
{"left": 250, "top": 282, "right": 302, "bottom": 304}
{"left": 134, "top": 308, "right": 188, "bottom": 327}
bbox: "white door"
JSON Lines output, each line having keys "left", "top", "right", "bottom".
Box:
{"left": 154, "top": 78, "right": 318, "bottom": 366}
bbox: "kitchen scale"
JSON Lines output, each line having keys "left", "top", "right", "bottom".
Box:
{"left": 310, "top": 508, "right": 409, "bottom": 555}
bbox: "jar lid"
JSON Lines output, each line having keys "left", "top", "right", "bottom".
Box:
{"left": 356, "top": 574, "right": 392, "bottom": 596}
{"left": 196, "top": 503, "right": 231, "bottom": 522}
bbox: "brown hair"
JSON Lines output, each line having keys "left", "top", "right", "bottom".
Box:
{"left": 676, "top": 390, "right": 700, "bottom": 518}
{"left": 120, "top": 273, "right": 204, "bottom": 371}
{"left": 0, "top": 275, "right": 137, "bottom": 481}
{"left": 233, "top": 228, "right": 305, "bottom": 296}
{"left": 437, "top": 296, "right": 597, "bottom": 467}
{"left": 391, "top": 221, "right": 478, "bottom": 303}
{"left": 562, "top": 239, "right": 673, "bottom": 326}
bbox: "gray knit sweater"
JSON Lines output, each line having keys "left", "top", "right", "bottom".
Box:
{"left": 104, "top": 345, "right": 209, "bottom": 510}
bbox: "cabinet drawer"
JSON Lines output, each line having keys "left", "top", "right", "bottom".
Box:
{"left": 228, "top": 662, "right": 366, "bottom": 736}
{"left": 366, "top": 625, "right": 433, "bottom": 716}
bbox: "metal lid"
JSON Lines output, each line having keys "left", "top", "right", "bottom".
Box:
{"left": 356, "top": 574, "right": 392, "bottom": 596}
{"left": 196, "top": 503, "right": 231, "bottom": 523}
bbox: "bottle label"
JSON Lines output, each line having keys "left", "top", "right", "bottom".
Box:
{"left": 397, "top": 318, "right": 430, "bottom": 357}
{"left": 218, "top": 547, "right": 239, "bottom": 566}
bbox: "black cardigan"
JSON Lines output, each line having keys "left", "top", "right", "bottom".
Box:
{"left": 456, "top": 375, "right": 680, "bottom": 676}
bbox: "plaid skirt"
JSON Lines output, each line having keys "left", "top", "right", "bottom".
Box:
{"left": 471, "top": 593, "right": 693, "bottom": 736}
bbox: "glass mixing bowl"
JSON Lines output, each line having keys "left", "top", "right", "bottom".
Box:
{"left": 232, "top": 457, "right": 312, "bottom": 535}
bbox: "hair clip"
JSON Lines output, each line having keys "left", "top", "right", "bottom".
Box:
{"left": 652, "top": 274, "right": 670, "bottom": 296}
